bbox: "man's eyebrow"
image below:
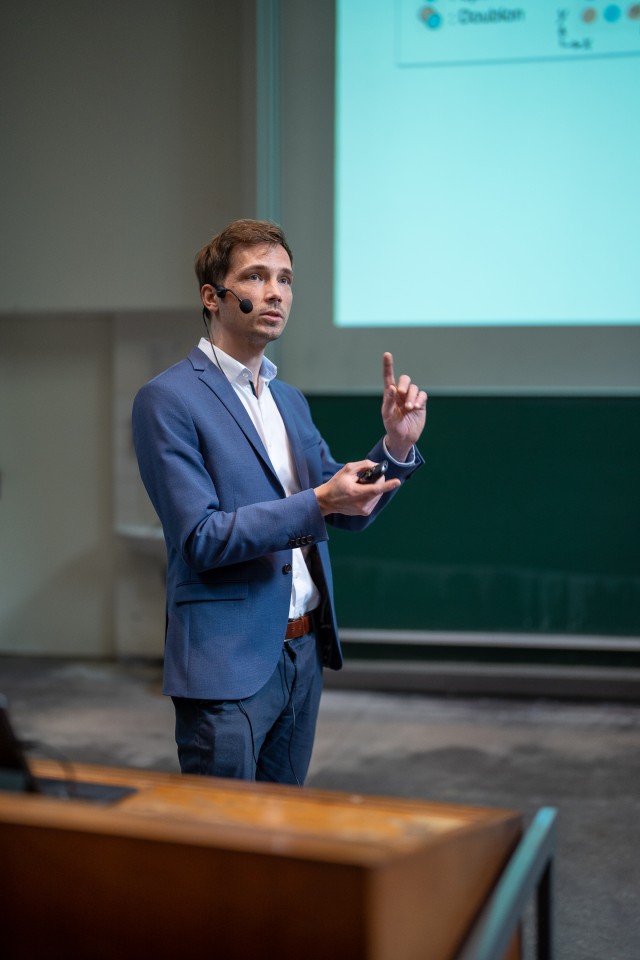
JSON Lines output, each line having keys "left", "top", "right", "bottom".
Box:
{"left": 241, "top": 263, "right": 293, "bottom": 277}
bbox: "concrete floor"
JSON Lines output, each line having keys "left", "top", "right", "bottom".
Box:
{"left": 1, "top": 655, "right": 639, "bottom": 960}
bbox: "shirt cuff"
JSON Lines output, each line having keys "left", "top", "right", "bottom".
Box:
{"left": 383, "top": 439, "right": 416, "bottom": 467}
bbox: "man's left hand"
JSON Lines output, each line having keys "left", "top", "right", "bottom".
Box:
{"left": 381, "top": 351, "right": 427, "bottom": 462}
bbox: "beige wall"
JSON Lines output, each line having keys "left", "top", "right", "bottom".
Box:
{"left": 0, "top": 2, "right": 257, "bottom": 657}
{"left": 0, "top": 0, "right": 256, "bottom": 312}
{"left": 0, "top": 316, "right": 113, "bottom": 655}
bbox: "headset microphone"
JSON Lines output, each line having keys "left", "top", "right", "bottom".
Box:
{"left": 215, "top": 285, "right": 253, "bottom": 314}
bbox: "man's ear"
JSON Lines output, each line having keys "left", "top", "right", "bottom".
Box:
{"left": 201, "top": 284, "right": 219, "bottom": 317}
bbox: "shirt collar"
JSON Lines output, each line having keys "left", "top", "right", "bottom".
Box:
{"left": 197, "top": 337, "right": 278, "bottom": 386}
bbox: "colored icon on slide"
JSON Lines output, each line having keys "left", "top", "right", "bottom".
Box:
{"left": 419, "top": 6, "right": 442, "bottom": 29}
{"left": 581, "top": 4, "right": 639, "bottom": 22}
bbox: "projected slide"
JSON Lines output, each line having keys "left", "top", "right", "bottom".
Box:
{"left": 398, "top": 1, "right": 640, "bottom": 65}
{"left": 334, "top": 1, "right": 640, "bottom": 326}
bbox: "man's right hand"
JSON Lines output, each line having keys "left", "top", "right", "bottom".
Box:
{"left": 314, "top": 461, "right": 401, "bottom": 517}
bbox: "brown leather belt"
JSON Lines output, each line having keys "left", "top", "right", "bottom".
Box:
{"left": 285, "top": 612, "right": 314, "bottom": 641}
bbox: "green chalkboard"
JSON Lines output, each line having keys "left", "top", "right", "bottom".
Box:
{"left": 307, "top": 395, "right": 640, "bottom": 637}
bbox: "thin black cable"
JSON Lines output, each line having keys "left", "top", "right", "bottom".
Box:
{"left": 236, "top": 701, "right": 259, "bottom": 774}
{"left": 283, "top": 644, "right": 301, "bottom": 787}
{"left": 205, "top": 300, "right": 297, "bottom": 783}
{"left": 206, "top": 306, "right": 262, "bottom": 778}
{"left": 203, "top": 308, "right": 257, "bottom": 396}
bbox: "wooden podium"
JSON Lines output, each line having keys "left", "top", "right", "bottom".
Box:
{"left": 0, "top": 761, "right": 521, "bottom": 960}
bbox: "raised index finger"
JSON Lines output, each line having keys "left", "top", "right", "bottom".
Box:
{"left": 383, "top": 351, "right": 396, "bottom": 389}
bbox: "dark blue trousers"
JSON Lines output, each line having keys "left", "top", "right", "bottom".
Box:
{"left": 171, "top": 630, "right": 323, "bottom": 785}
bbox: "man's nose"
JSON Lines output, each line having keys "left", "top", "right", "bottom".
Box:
{"left": 264, "top": 277, "right": 282, "bottom": 300}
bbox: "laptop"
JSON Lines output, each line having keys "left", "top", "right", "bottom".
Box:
{"left": 0, "top": 694, "right": 136, "bottom": 804}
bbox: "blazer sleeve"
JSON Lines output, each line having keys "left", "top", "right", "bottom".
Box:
{"left": 324, "top": 436, "right": 425, "bottom": 533}
{"left": 132, "top": 377, "right": 329, "bottom": 574}
{"left": 283, "top": 384, "right": 424, "bottom": 534}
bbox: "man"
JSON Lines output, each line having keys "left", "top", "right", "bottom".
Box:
{"left": 132, "top": 218, "right": 427, "bottom": 785}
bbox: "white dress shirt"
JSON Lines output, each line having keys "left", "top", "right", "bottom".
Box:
{"left": 198, "top": 338, "right": 321, "bottom": 619}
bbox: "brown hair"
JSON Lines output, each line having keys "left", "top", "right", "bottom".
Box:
{"left": 195, "top": 218, "right": 293, "bottom": 291}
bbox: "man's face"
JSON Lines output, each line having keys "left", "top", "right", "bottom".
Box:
{"left": 209, "top": 242, "right": 293, "bottom": 356}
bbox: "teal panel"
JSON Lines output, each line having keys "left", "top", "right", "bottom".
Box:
{"left": 307, "top": 395, "right": 640, "bottom": 636}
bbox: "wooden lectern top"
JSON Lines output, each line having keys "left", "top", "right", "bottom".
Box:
{"left": 0, "top": 760, "right": 521, "bottom": 960}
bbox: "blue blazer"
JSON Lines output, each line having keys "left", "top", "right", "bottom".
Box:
{"left": 132, "top": 347, "right": 423, "bottom": 700}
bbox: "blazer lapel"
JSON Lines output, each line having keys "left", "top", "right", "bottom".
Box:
{"left": 189, "top": 348, "right": 282, "bottom": 486}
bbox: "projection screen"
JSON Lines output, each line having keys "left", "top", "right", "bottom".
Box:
{"left": 276, "top": 0, "right": 640, "bottom": 394}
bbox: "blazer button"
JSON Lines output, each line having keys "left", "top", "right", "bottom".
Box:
{"left": 288, "top": 538, "right": 296, "bottom": 548}
{"left": 282, "top": 563, "right": 292, "bottom": 574}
